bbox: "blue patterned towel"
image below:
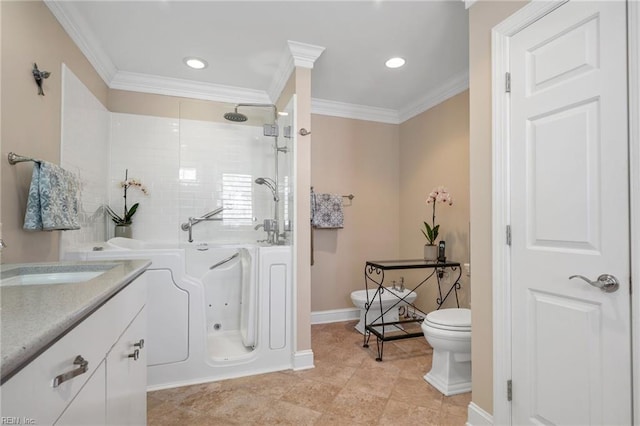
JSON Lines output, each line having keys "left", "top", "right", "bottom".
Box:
{"left": 24, "top": 162, "right": 81, "bottom": 231}
{"left": 311, "top": 193, "right": 344, "bottom": 229}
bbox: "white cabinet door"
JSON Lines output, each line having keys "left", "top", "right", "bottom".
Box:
{"left": 55, "top": 361, "right": 106, "bottom": 425}
{"left": 106, "top": 307, "right": 147, "bottom": 426}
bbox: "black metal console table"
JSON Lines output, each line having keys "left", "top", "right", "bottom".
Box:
{"left": 362, "top": 259, "right": 462, "bottom": 361}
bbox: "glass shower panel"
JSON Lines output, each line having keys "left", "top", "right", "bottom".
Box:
{"left": 178, "top": 100, "right": 274, "bottom": 244}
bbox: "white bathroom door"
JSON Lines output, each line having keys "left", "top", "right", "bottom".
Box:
{"left": 509, "top": 1, "right": 631, "bottom": 425}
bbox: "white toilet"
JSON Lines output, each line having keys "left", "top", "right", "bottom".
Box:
{"left": 421, "top": 308, "right": 471, "bottom": 396}
{"left": 350, "top": 287, "right": 417, "bottom": 334}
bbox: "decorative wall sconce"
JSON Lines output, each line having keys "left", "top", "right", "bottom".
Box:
{"left": 32, "top": 63, "right": 51, "bottom": 96}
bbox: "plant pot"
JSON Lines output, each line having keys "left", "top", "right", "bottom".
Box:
{"left": 114, "top": 224, "right": 132, "bottom": 239}
{"left": 424, "top": 244, "right": 438, "bottom": 262}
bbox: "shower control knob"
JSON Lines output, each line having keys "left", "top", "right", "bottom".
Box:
{"left": 134, "top": 339, "right": 144, "bottom": 349}
{"left": 128, "top": 349, "right": 140, "bottom": 361}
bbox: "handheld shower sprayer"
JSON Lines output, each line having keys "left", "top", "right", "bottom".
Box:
{"left": 255, "top": 177, "right": 279, "bottom": 201}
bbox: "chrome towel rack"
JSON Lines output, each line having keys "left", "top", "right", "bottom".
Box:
{"left": 310, "top": 186, "right": 355, "bottom": 203}
{"left": 7, "top": 152, "right": 42, "bottom": 165}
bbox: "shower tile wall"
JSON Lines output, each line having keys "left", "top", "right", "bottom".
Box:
{"left": 109, "top": 114, "right": 276, "bottom": 243}
{"left": 59, "top": 73, "right": 283, "bottom": 248}
{"left": 59, "top": 65, "right": 110, "bottom": 254}
{"left": 109, "top": 113, "right": 181, "bottom": 242}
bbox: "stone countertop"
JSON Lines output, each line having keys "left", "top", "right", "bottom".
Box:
{"left": 0, "top": 259, "right": 151, "bottom": 383}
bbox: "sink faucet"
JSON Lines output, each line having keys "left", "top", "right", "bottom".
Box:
{"left": 181, "top": 207, "right": 225, "bottom": 242}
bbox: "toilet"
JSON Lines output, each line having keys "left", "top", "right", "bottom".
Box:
{"left": 350, "top": 287, "right": 417, "bottom": 334}
{"left": 421, "top": 308, "right": 471, "bottom": 396}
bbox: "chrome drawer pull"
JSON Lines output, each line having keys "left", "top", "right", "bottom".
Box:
{"left": 134, "top": 339, "right": 144, "bottom": 349}
{"left": 53, "top": 355, "right": 89, "bottom": 388}
{"left": 128, "top": 349, "right": 140, "bottom": 361}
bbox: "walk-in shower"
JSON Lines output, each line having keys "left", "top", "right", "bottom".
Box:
{"left": 224, "top": 103, "right": 289, "bottom": 245}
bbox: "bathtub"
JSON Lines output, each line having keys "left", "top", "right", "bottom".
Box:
{"left": 64, "top": 238, "right": 293, "bottom": 390}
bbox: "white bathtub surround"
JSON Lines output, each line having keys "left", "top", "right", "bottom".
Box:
{"left": 108, "top": 114, "right": 285, "bottom": 245}
{"left": 65, "top": 240, "right": 294, "bottom": 389}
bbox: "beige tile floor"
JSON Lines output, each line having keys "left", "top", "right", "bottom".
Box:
{"left": 147, "top": 320, "right": 470, "bottom": 425}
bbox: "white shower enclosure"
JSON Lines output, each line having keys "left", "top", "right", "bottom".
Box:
{"left": 61, "top": 73, "right": 297, "bottom": 388}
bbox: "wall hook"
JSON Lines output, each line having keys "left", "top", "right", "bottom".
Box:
{"left": 32, "top": 63, "right": 51, "bottom": 96}
{"left": 298, "top": 128, "right": 311, "bottom": 136}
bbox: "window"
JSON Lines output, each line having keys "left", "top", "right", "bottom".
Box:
{"left": 221, "top": 173, "right": 253, "bottom": 225}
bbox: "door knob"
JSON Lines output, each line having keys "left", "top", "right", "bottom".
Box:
{"left": 569, "top": 274, "right": 620, "bottom": 293}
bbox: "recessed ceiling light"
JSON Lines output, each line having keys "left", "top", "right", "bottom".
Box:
{"left": 184, "top": 57, "right": 208, "bottom": 70}
{"left": 277, "top": 111, "right": 289, "bottom": 116}
{"left": 385, "top": 57, "right": 406, "bottom": 69}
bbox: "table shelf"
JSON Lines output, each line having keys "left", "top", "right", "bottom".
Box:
{"left": 362, "top": 259, "right": 462, "bottom": 361}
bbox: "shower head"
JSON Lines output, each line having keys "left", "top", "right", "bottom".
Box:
{"left": 224, "top": 107, "right": 248, "bottom": 122}
{"left": 255, "top": 177, "right": 279, "bottom": 201}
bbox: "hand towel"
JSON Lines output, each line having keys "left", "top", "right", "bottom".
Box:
{"left": 24, "top": 162, "right": 81, "bottom": 231}
{"left": 311, "top": 193, "right": 344, "bottom": 229}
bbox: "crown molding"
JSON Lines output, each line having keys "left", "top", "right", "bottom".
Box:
{"left": 268, "top": 46, "right": 295, "bottom": 103}
{"left": 268, "top": 40, "right": 325, "bottom": 102}
{"left": 110, "top": 71, "right": 271, "bottom": 104}
{"left": 311, "top": 98, "right": 400, "bottom": 124}
{"left": 287, "top": 41, "right": 326, "bottom": 69}
{"left": 398, "top": 70, "right": 469, "bottom": 123}
{"left": 44, "top": 0, "right": 117, "bottom": 85}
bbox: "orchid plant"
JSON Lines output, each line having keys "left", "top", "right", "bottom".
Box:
{"left": 105, "top": 170, "right": 149, "bottom": 225}
{"left": 422, "top": 186, "right": 453, "bottom": 246}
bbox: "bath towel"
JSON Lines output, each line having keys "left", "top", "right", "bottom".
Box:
{"left": 24, "top": 161, "right": 81, "bottom": 231}
{"left": 311, "top": 193, "right": 344, "bottom": 229}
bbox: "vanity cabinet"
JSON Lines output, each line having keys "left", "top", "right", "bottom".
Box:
{"left": 0, "top": 274, "right": 147, "bottom": 425}
{"left": 106, "top": 306, "right": 147, "bottom": 425}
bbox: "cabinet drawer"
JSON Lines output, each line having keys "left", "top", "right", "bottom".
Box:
{"left": 0, "top": 274, "right": 146, "bottom": 424}
{"left": 1, "top": 297, "right": 115, "bottom": 424}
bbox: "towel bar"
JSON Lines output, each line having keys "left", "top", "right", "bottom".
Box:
{"left": 7, "top": 152, "right": 41, "bottom": 165}
{"left": 310, "top": 186, "right": 354, "bottom": 202}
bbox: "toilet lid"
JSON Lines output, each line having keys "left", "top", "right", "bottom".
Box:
{"left": 425, "top": 308, "right": 471, "bottom": 328}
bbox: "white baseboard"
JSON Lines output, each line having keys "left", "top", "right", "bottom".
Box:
{"left": 466, "top": 402, "right": 493, "bottom": 426}
{"left": 292, "top": 349, "right": 314, "bottom": 371}
{"left": 311, "top": 308, "right": 360, "bottom": 324}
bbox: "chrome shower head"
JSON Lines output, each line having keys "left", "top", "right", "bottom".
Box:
{"left": 224, "top": 107, "right": 248, "bottom": 122}
{"left": 255, "top": 177, "right": 279, "bottom": 201}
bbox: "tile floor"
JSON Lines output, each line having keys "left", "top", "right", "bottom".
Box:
{"left": 147, "top": 320, "right": 471, "bottom": 425}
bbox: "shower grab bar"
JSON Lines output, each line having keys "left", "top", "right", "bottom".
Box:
{"left": 209, "top": 252, "right": 240, "bottom": 270}
{"left": 181, "top": 207, "right": 225, "bottom": 242}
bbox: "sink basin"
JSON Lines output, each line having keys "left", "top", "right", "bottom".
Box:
{"left": 0, "top": 264, "right": 116, "bottom": 287}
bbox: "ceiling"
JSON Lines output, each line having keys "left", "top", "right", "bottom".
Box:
{"left": 48, "top": 1, "right": 469, "bottom": 123}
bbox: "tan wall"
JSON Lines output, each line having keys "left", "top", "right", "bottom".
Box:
{"left": 469, "top": 0, "right": 528, "bottom": 414}
{"left": 310, "top": 115, "right": 400, "bottom": 311}
{"left": 0, "top": 1, "right": 108, "bottom": 264}
{"left": 398, "top": 91, "right": 470, "bottom": 313}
